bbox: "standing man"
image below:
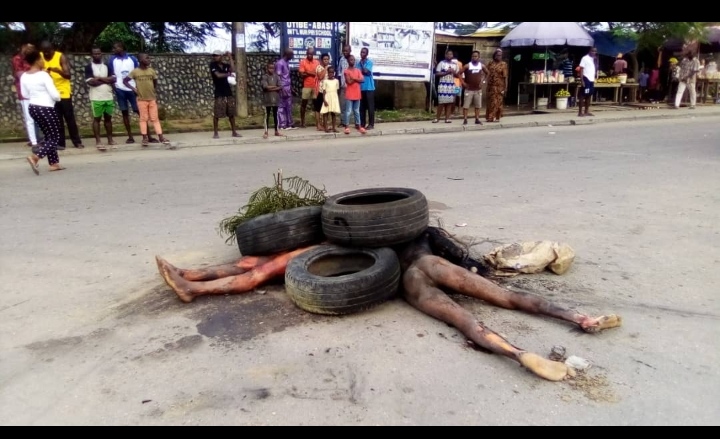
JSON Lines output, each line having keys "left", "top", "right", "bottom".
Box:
{"left": 12, "top": 43, "right": 41, "bottom": 147}
{"left": 358, "top": 47, "right": 376, "bottom": 130}
{"left": 461, "top": 51, "right": 489, "bottom": 126}
{"left": 276, "top": 48, "right": 297, "bottom": 130}
{"left": 209, "top": 50, "right": 241, "bottom": 138}
{"left": 84, "top": 46, "right": 116, "bottom": 150}
{"left": 298, "top": 47, "right": 320, "bottom": 128}
{"left": 109, "top": 42, "right": 150, "bottom": 144}
{"left": 336, "top": 45, "right": 351, "bottom": 128}
{"left": 40, "top": 40, "right": 84, "bottom": 149}
{"left": 674, "top": 51, "right": 700, "bottom": 110}
{"left": 576, "top": 47, "right": 598, "bottom": 117}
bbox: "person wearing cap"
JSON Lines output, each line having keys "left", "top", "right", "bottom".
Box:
{"left": 666, "top": 57, "right": 680, "bottom": 104}
{"left": 612, "top": 53, "right": 627, "bottom": 75}
{"left": 209, "top": 50, "right": 241, "bottom": 138}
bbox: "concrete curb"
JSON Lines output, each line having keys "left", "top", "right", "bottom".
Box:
{"left": 2, "top": 109, "right": 718, "bottom": 161}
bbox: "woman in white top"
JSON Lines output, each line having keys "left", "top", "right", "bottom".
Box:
{"left": 20, "top": 48, "right": 64, "bottom": 174}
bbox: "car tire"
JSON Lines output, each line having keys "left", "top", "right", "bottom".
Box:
{"left": 321, "top": 187, "right": 429, "bottom": 248}
{"left": 284, "top": 244, "right": 401, "bottom": 315}
{"left": 235, "top": 206, "right": 325, "bottom": 256}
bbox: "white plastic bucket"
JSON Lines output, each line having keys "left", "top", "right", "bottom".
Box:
{"left": 537, "top": 97, "right": 549, "bottom": 109}
{"left": 556, "top": 97, "right": 568, "bottom": 110}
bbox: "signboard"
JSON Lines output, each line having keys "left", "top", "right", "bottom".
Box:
{"left": 348, "top": 22, "right": 435, "bottom": 82}
{"left": 281, "top": 22, "right": 339, "bottom": 70}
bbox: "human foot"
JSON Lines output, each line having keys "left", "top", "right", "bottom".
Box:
{"left": 579, "top": 315, "right": 622, "bottom": 333}
{"left": 26, "top": 156, "right": 39, "bottom": 175}
{"left": 518, "top": 352, "right": 575, "bottom": 381}
{"left": 155, "top": 256, "right": 196, "bottom": 303}
{"left": 48, "top": 165, "right": 66, "bottom": 171}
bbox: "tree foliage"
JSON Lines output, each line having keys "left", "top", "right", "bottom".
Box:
{"left": 0, "top": 22, "right": 229, "bottom": 53}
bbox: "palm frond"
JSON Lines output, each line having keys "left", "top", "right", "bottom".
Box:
{"left": 218, "top": 171, "right": 327, "bottom": 245}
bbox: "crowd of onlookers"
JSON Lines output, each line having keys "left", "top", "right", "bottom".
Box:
{"left": 13, "top": 41, "right": 174, "bottom": 174}
{"left": 10, "top": 39, "right": 707, "bottom": 175}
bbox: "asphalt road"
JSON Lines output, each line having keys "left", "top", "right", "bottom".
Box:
{"left": 1, "top": 118, "right": 718, "bottom": 425}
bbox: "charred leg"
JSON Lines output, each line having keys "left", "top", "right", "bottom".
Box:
{"left": 178, "top": 255, "right": 275, "bottom": 281}
{"left": 402, "top": 266, "right": 572, "bottom": 381}
{"left": 156, "top": 247, "right": 315, "bottom": 303}
{"left": 422, "top": 255, "right": 620, "bottom": 333}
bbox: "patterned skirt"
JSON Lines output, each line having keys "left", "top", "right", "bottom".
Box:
{"left": 437, "top": 78, "right": 456, "bottom": 105}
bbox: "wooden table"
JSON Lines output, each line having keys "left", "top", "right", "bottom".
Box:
{"left": 698, "top": 79, "right": 720, "bottom": 104}
{"left": 620, "top": 83, "right": 639, "bottom": 103}
{"left": 517, "top": 82, "right": 571, "bottom": 109}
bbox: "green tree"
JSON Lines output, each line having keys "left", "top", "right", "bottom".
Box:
{"left": 0, "top": 22, "right": 229, "bottom": 53}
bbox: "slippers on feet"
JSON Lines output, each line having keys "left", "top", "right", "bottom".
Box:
{"left": 141, "top": 140, "right": 149, "bottom": 147}
{"left": 126, "top": 138, "right": 135, "bottom": 144}
{"left": 97, "top": 145, "right": 107, "bottom": 151}
{"left": 445, "top": 120, "right": 452, "bottom": 123}
{"left": 161, "top": 138, "right": 171, "bottom": 145}
{"left": 432, "top": 119, "right": 439, "bottom": 123}
{"left": 48, "top": 165, "right": 66, "bottom": 171}
{"left": 263, "top": 133, "right": 269, "bottom": 139}
{"left": 232, "top": 133, "right": 242, "bottom": 138}
{"left": 212, "top": 134, "right": 220, "bottom": 139}
{"left": 27, "top": 157, "right": 39, "bottom": 175}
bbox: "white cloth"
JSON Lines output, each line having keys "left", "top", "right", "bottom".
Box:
{"left": 579, "top": 54, "right": 596, "bottom": 82}
{"left": 20, "top": 100, "right": 38, "bottom": 145}
{"left": 87, "top": 63, "right": 114, "bottom": 101}
{"left": 20, "top": 71, "right": 61, "bottom": 107}
{"left": 674, "top": 81, "right": 697, "bottom": 108}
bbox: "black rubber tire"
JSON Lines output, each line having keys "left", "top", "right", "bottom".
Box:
{"left": 321, "top": 187, "right": 429, "bottom": 248}
{"left": 235, "top": 206, "right": 325, "bottom": 256}
{"left": 284, "top": 245, "right": 401, "bottom": 315}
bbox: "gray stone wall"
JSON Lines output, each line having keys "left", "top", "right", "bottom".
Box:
{"left": 0, "top": 52, "right": 302, "bottom": 131}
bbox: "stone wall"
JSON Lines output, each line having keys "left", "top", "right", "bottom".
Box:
{"left": 1, "top": 51, "right": 431, "bottom": 132}
{"left": 0, "top": 52, "right": 311, "bottom": 131}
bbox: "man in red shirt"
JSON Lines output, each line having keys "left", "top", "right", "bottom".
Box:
{"left": 12, "top": 44, "right": 41, "bottom": 146}
{"left": 342, "top": 55, "right": 366, "bottom": 135}
{"left": 298, "top": 47, "right": 320, "bottom": 128}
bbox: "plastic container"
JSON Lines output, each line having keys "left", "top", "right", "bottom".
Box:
{"left": 617, "top": 73, "right": 627, "bottom": 84}
{"left": 537, "top": 97, "right": 549, "bottom": 109}
{"left": 556, "top": 97, "right": 568, "bottom": 110}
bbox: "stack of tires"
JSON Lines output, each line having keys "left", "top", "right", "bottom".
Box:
{"left": 235, "top": 188, "right": 430, "bottom": 315}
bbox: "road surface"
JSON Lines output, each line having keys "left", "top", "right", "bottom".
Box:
{"left": 1, "top": 118, "right": 718, "bottom": 425}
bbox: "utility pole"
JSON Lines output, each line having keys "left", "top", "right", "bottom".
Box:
{"left": 232, "top": 21, "right": 249, "bottom": 118}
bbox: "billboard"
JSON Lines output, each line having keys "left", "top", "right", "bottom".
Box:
{"left": 348, "top": 22, "right": 435, "bottom": 82}
{"left": 281, "top": 22, "right": 340, "bottom": 70}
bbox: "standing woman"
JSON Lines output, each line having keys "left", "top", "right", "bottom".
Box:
{"left": 21, "top": 48, "right": 65, "bottom": 174}
{"left": 433, "top": 50, "right": 458, "bottom": 124}
{"left": 486, "top": 49, "right": 509, "bottom": 123}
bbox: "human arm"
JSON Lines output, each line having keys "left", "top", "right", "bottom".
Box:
{"left": 104, "top": 62, "right": 117, "bottom": 84}
{"left": 503, "top": 63, "right": 509, "bottom": 94}
{"left": 47, "top": 54, "right": 71, "bottom": 79}
{"left": 42, "top": 72, "right": 62, "bottom": 102}
{"left": 261, "top": 75, "right": 281, "bottom": 92}
{"left": 361, "top": 59, "right": 373, "bottom": 76}
{"left": 152, "top": 69, "right": 158, "bottom": 91}
{"left": 123, "top": 70, "right": 139, "bottom": 94}
{"left": 435, "top": 62, "right": 449, "bottom": 76}
{"left": 85, "top": 64, "right": 103, "bottom": 87}
{"left": 211, "top": 61, "right": 231, "bottom": 79}
{"left": 12, "top": 56, "right": 26, "bottom": 80}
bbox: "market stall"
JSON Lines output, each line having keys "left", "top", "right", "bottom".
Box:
{"left": 501, "top": 22, "right": 594, "bottom": 110}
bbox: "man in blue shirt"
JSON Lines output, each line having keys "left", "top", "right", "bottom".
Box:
{"left": 358, "top": 47, "right": 376, "bottom": 130}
